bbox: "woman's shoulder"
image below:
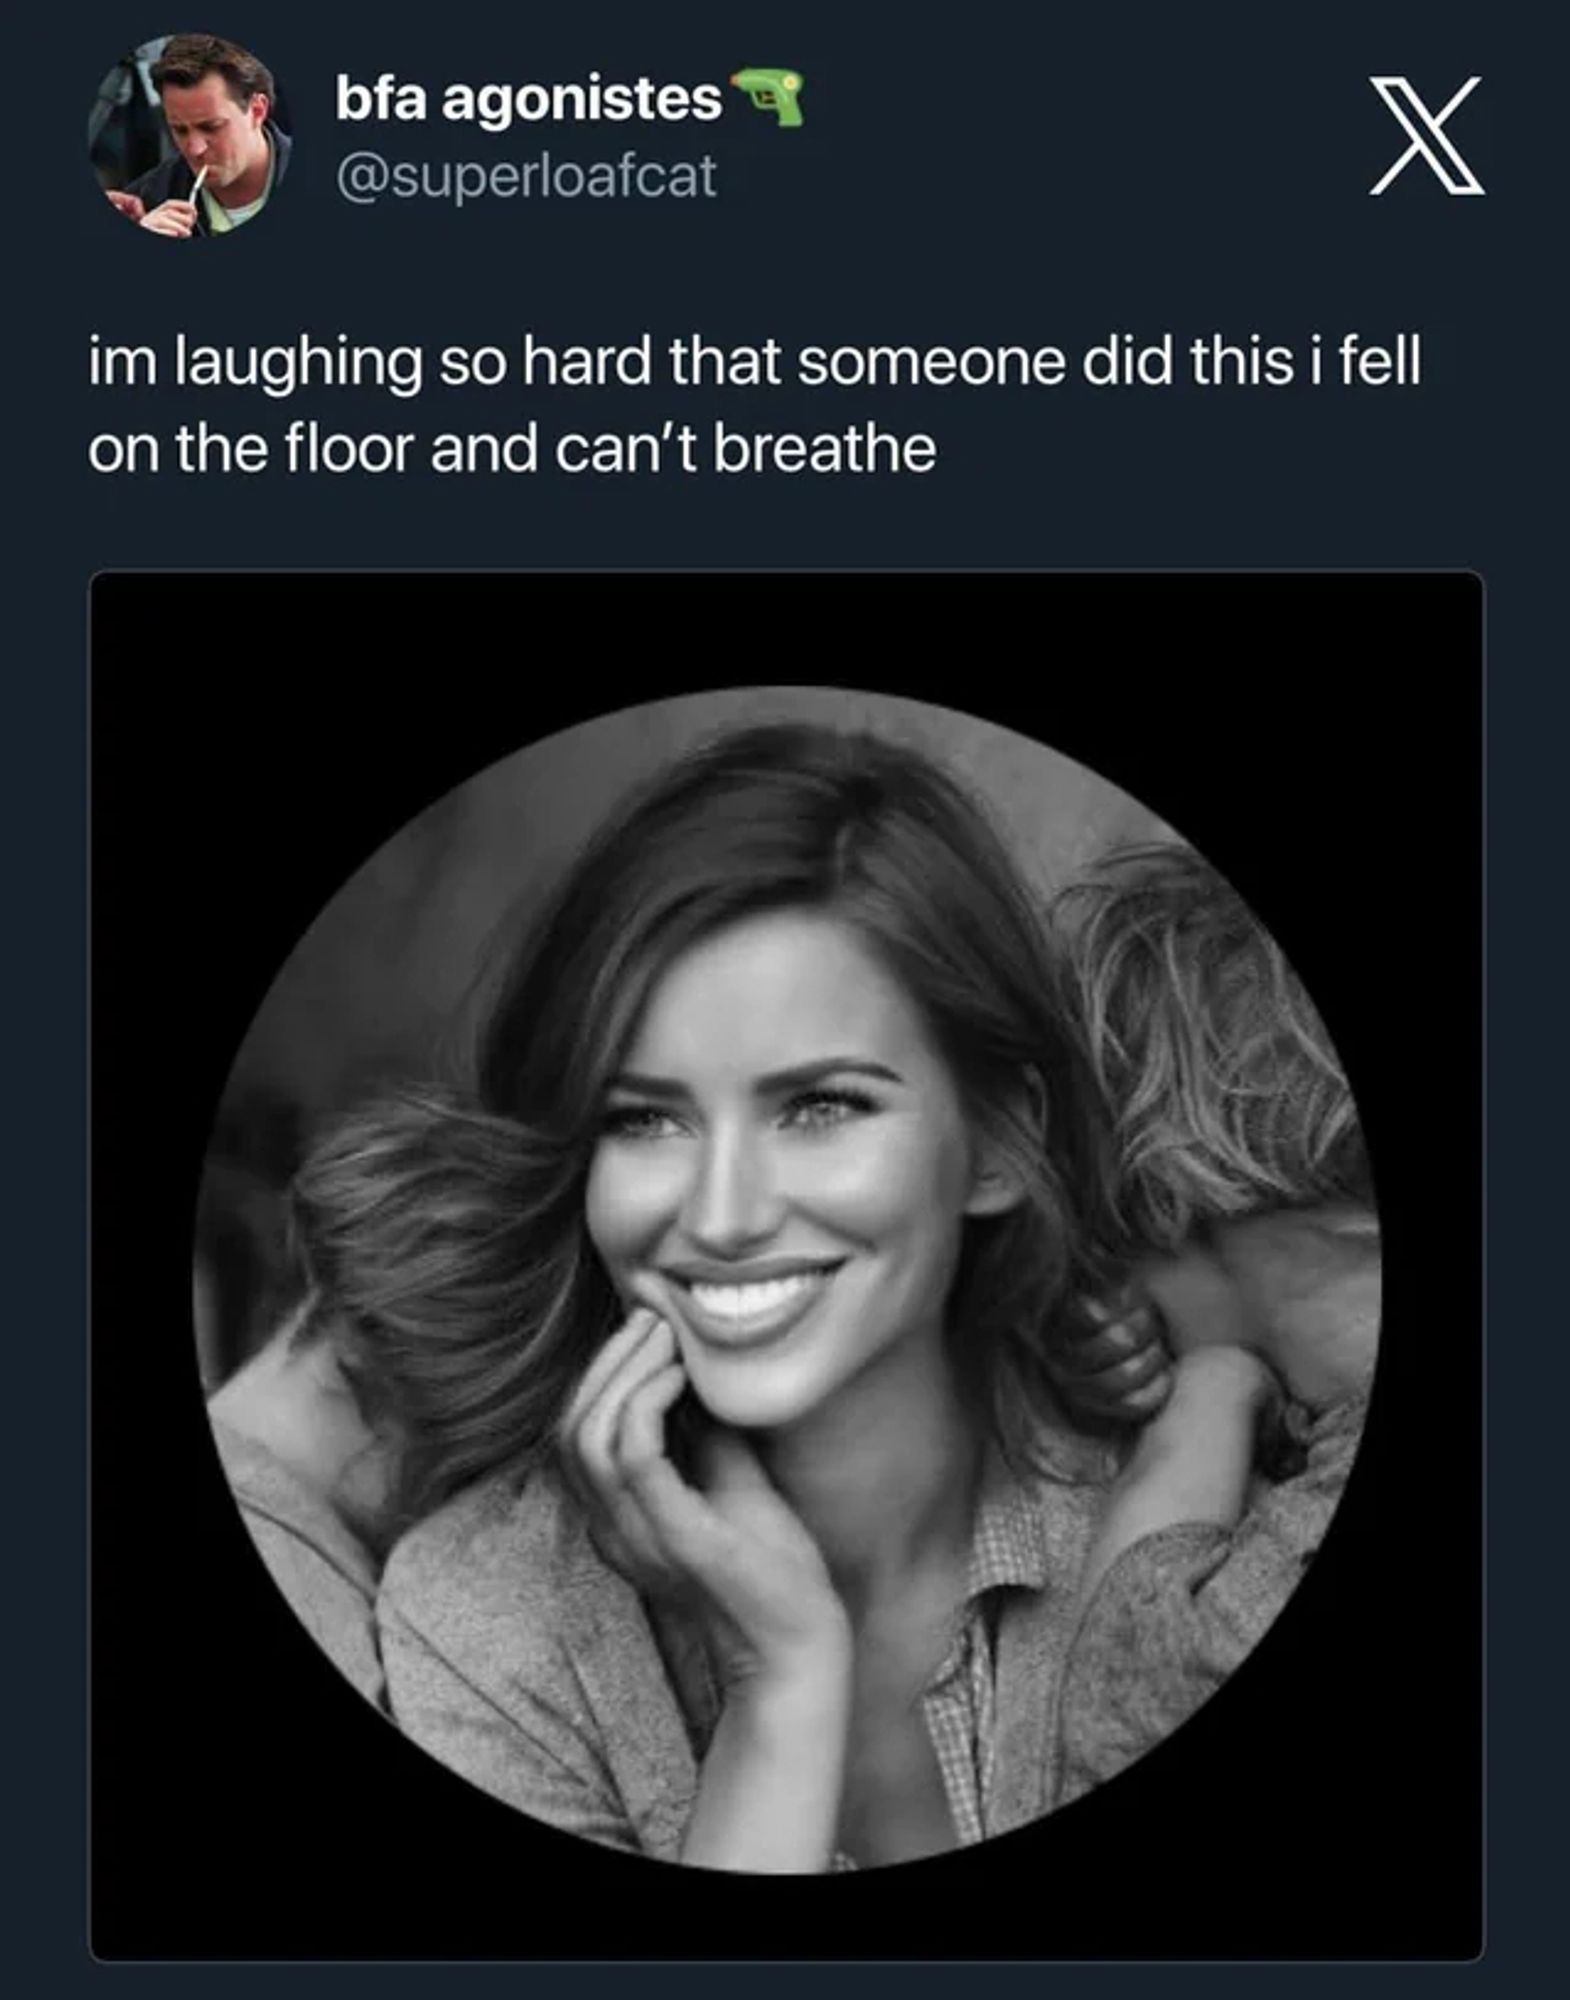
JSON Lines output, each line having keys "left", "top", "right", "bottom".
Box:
{"left": 378, "top": 1460, "right": 615, "bottom": 1648}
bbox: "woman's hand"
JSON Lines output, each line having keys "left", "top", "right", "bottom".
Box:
{"left": 1046, "top": 1286, "right": 1175, "bottom": 1423}
{"left": 560, "top": 1309, "right": 851, "bottom": 1693}
{"left": 563, "top": 1311, "right": 853, "bottom": 1872}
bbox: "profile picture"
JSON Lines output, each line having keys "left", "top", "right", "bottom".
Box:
{"left": 89, "top": 31, "right": 290, "bottom": 238}
{"left": 196, "top": 687, "right": 1379, "bottom": 1872}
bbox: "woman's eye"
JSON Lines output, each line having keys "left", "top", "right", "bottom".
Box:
{"left": 600, "top": 1105, "right": 681, "bottom": 1141}
{"left": 782, "top": 1088, "right": 879, "bottom": 1131}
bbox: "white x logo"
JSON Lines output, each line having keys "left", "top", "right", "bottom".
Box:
{"left": 1370, "top": 76, "right": 1484, "bottom": 195}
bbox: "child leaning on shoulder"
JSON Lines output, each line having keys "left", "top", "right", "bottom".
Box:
{"left": 1045, "top": 844, "right": 1379, "bottom": 1804}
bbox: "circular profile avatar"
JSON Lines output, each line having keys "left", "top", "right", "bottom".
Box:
{"left": 90, "top": 32, "right": 289, "bottom": 238}
{"left": 198, "top": 690, "right": 1380, "bottom": 1870}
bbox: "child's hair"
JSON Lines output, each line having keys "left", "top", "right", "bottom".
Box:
{"left": 284, "top": 1083, "right": 554, "bottom": 1534}
{"left": 194, "top": 1089, "right": 306, "bottom": 1390}
{"left": 1054, "top": 843, "right": 1372, "bottom": 1254}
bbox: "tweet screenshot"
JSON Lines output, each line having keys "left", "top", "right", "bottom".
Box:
{"left": 37, "top": 0, "right": 1537, "bottom": 1977}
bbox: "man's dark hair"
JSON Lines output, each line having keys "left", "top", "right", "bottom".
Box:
{"left": 151, "top": 33, "right": 273, "bottom": 108}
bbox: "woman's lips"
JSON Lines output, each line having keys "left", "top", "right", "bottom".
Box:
{"left": 668, "top": 1262, "right": 843, "bottom": 1351}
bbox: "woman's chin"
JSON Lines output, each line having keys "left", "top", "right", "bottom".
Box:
{"left": 675, "top": 1341, "right": 817, "bottom": 1433}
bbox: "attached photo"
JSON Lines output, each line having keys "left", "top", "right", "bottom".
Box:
{"left": 189, "top": 684, "right": 1379, "bottom": 1870}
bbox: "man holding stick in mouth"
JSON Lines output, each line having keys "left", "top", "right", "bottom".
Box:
{"left": 107, "top": 34, "right": 288, "bottom": 239}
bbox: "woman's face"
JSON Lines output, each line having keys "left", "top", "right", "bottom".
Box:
{"left": 584, "top": 908, "right": 1015, "bottom": 1432}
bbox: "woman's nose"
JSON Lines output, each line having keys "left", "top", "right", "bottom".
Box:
{"left": 679, "top": 1130, "right": 780, "bottom": 1253}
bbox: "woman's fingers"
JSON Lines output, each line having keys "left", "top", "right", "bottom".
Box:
{"left": 589, "top": 1361, "right": 690, "bottom": 1581}
{"left": 621, "top": 1442, "right": 732, "bottom": 1570}
{"left": 614, "top": 1361, "right": 688, "bottom": 1479}
{"left": 564, "top": 1320, "right": 688, "bottom": 1584}
{"left": 560, "top": 1313, "right": 683, "bottom": 1585}
{"left": 617, "top": 1389, "right": 763, "bottom": 1570}
{"left": 560, "top": 1306, "right": 660, "bottom": 1438}
{"left": 574, "top": 1317, "right": 676, "bottom": 1487}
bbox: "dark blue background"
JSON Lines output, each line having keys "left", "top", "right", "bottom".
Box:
{"left": 16, "top": 0, "right": 1556, "bottom": 1985}
{"left": 64, "top": 4, "right": 1521, "bottom": 569}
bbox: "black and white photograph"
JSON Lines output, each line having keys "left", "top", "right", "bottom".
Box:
{"left": 89, "top": 574, "right": 1481, "bottom": 1958}
{"left": 195, "top": 685, "right": 1380, "bottom": 1861}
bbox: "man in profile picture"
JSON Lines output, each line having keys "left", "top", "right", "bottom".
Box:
{"left": 106, "top": 33, "right": 288, "bottom": 238}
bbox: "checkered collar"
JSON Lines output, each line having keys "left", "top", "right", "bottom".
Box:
{"left": 964, "top": 1450, "right": 1055, "bottom": 1600}
{"left": 963, "top": 1422, "right": 1114, "bottom": 1605}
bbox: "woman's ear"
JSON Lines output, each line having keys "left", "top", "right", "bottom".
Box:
{"left": 963, "top": 1070, "right": 1047, "bottom": 1218}
{"left": 964, "top": 1152, "right": 1027, "bottom": 1217}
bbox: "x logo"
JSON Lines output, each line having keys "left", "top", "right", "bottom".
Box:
{"left": 1370, "top": 76, "right": 1485, "bottom": 195}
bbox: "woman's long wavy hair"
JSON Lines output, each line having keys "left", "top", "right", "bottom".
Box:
{"left": 292, "top": 721, "right": 1111, "bottom": 1530}
{"left": 1053, "top": 842, "right": 1373, "bottom": 1258}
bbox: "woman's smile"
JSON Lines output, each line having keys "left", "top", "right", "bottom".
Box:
{"left": 666, "top": 1260, "right": 846, "bottom": 1350}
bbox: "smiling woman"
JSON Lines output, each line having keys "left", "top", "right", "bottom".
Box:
{"left": 204, "top": 706, "right": 1377, "bottom": 1873}
{"left": 365, "top": 721, "right": 1113, "bottom": 1870}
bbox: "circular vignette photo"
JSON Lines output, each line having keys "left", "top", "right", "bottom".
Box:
{"left": 195, "top": 686, "right": 1380, "bottom": 1874}
{"left": 89, "top": 30, "right": 291, "bottom": 239}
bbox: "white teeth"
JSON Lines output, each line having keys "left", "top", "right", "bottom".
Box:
{"left": 688, "top": 1272, "right": 825, "bottom": 1320}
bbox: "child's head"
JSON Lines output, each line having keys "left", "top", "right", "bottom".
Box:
{"left": 1055, "top": 843, "right": 1371, "bottom": 1254}
{"left": 283, "top": 1083, "right": 556, "bottom": 1531}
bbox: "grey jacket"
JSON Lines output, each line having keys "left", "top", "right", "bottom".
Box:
{"left": 377, "top": 1398, "right": 1362, "bottom": 1858}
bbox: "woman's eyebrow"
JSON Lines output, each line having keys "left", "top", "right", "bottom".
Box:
{"left": 608, "top": 1058, "right": 906, "bottom": 1098}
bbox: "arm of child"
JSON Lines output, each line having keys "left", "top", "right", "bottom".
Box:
{"left": 1057, "top": 1389, "right": 1365, "bottom": 1806}
{"left": 1056, "top": 1226, "right": 1377, "bottom": 1808}
{"left": 1078, "top": 1343, "right": 1275, "bottom": 1605}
